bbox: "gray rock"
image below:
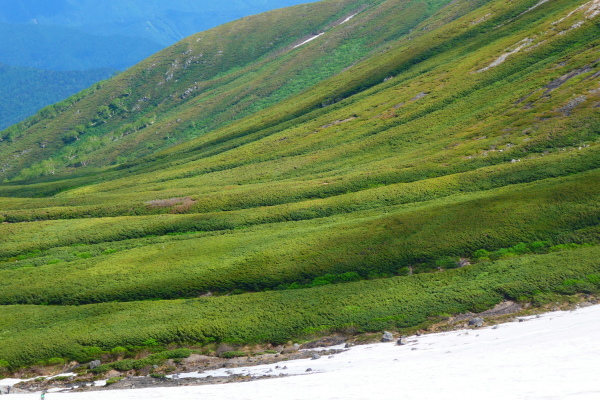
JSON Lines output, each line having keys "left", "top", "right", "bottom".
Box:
{"left": 311, "top": 354, "right": 321, "bottom": 360}
{"left": 306, "top": 368, "right": 313, "bottom": 372}
{"left": 88, "top": 360, "right": 102, "bottom": 369}
{"left": 468, "top": 317, "right": 484, "bottom": 327}
{"left": 344, "top": 343, "right": 352, "bottom": 348}
{"left": 381, "top": 331, "right": 394, "bottom": 342}
{"left": 396, "top": 337, "right": 407, "bottom": 346}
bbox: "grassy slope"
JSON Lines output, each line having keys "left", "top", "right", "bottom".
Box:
{"left": 0, "top": 0, "right": 462, "bottom": 180}
{"left": 0, "top": 0, "right": 599, "bottom": 369}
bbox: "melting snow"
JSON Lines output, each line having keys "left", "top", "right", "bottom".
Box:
{"left": 293, "top": 33, "right": 324, "bottom": 49}
{"left": 340, "top": 14, "right": 357, "bottom": 24}
{"left": 2, "top": 305, "right": 600, "bottom": 399}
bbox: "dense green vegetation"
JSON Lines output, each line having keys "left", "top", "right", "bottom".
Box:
{"left": 0, "top": 63, "right": 114, "bottom": 130}
{"left": 0, "top": 247, "right": 599, "bottom": 369}
{"left": 0, "top": 0, "right": 598, "bottom": 371}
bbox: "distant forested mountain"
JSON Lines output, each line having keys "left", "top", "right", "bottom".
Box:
{"left": 0, "top": 63, "right": 114, "bottom": 130}
{"left": 0, "top": 0, "right": 315, "bottom": 46}
{"left": 0, "top": 0, "right": 314, "bottom": 128}
{"left": 0, "top": 22, "right": 162, "bottom": 71}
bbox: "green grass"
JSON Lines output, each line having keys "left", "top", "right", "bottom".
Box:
{"left": 0, "top": 0, "right": 598, "bottom": 370}
{"left": 0, "top": 246, "right": 598, "bottom": 368}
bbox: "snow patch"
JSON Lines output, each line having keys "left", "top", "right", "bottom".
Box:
{"left": 293, "top": 33, "right": 324, "bottom": 49}
{"left": 340, "top": 13, "right": 357, "bottom": 24}
{"left": 518, "top": 0, "right": 549, "bottom": 17}
{"left": 3, "top": 305, "right": 600, "bottom": 399}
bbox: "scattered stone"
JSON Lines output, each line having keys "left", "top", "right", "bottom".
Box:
{"left": 311, "top": 354, "right": 321, "bottom": 360}
{"left": 468, "top": 317, "right": 484, "bottom": 327}
{"left": 344, "top": 343, "right": 352, "bottom": 348}
{"left": 283, "top": 366, "right": 288, "bottom": 370}
{"left": 88, "top": 360, "right": 101, "bottom": 369}
{"left": 411, "top": 348, "right": 418, "bottom": 351}
{"left": 396, "top": 338, "right": 407, "bottom": 346}
{"left": 328, "top": 356, "right": 335, "bottom": 359}
{"left": 410, "top": 91, "right": 428, "bottom": 101}
{"left": 300, "top": 335, "right": 347, "bottom": 349}
{"left": 305, "top": 368, "right": 312, "bottom": 372}
{"left": 381, "top": 331, "right": 394, "bottom": 342}
{"left": 492, "top": 325, "right": 499, "bottom": 330}
{"left": 519, "top": 318, "right": 525, "bottom": 323}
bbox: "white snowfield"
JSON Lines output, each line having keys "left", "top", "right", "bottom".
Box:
{"left": 2, "top": 304, "right": 600, "bottom": 399}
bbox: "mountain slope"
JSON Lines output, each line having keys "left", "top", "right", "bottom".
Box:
{"left": 0, "top": 0, "right": 316, "bottom": 137}
{"left": 0, "top": 0, "right": 487, "bottom": 180}
{"left": 0, "top": 0, "right": 598, "bottom": 371}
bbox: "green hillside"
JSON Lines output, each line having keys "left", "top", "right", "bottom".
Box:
{"left": 0, "top": 0, "right": 599, "bottom": 371}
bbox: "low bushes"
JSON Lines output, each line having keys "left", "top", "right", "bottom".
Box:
{"left": 0, "top": 246, "right": 597, "bottom": 369}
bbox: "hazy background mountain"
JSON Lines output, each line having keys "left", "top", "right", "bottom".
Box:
{"left": 0, "top": 0, "right": 314, "bottom": 129}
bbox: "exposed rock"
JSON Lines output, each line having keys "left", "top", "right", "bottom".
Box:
{"left": 311, "top": 354, "right": 321, "bottom": 360}
{"left": 105, "top": 370, "right": 121, "bottom": 379}
{"left": 300, "top": 335, "right": 347, "bottom": 349}
{"left": 410, "top": 92, "right": 428, "bottom": 101}
{"left": 559, "top": 95, "right": 587, "bottom": 115}
{"left": 396, "top": 337, "right": 407, "bottom": 346}
{"left": 468, "top": 317, "right": 484, "bottom": 327}
{"left": 88, "top": 360, "right": 101, "bottom": 369}
{"left": 381, "top": 331, "right": 394, "bottom": 342}
{"left": 478, "top": 301, "right": 522, "bottom": 317}
{"left": 458, "top": 258, "right": 471, "bottom": 267}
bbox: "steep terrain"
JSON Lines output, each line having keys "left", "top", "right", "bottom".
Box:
{"left": 0, "top": 0, "right": 598, "bottom": 372}
{"left": 0, "top": 0, "right": 313, "bottom": 130}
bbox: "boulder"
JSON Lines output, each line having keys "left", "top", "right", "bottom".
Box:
{"left": 468, "top": 317, "right": 484, "bottom": 327}
{"left": 88, "top": 360, "right": 101, "bottom": 369}
{"left": 396, "top": 337, "right": 407, "bottom": 346}
{"left": 458, "top": 258, "right": 471, "bottom": 267}
{"left": 311, "top": 354, "right": 321, "bottom": 360}
{"left": 381, "top": 331, "right": 394, "bottom": 342}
